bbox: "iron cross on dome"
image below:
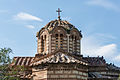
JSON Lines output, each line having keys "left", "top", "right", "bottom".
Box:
{"left": 56, "top": 8, "right": 62, "bottom": 20}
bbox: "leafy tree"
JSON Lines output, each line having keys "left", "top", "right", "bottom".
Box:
{"left": 0, "top": 48, "right": 25, "bottom": 80}
{"left": 118, "top": 74, "right": 120, "bottom": 80}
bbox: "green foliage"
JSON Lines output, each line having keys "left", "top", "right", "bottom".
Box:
{"left": 0, "top": 48, "right": 25, "bottom": 80}
{"left": 118, "top": 74, "right": 120, "bottom": 80}
{"left": 0, "top": 48, "right": 12, "bottom": 64}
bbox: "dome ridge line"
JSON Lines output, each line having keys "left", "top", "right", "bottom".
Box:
{"left": 43, "top": 19, "right": 75, "bottom": 33}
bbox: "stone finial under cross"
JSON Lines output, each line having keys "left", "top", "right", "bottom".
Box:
{"left": 56, "top": 8, "right": 62, "bottom": 20}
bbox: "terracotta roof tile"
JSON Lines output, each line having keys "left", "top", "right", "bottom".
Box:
{"left": 83, "top": 56, "right": 106, "bottom": 66}
{"left": 11, "top": 57, "right": 34, "bottom": 66}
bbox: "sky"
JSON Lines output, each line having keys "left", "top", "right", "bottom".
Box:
{"left": 0, "top": 0, "right": 120, "bottom": 66}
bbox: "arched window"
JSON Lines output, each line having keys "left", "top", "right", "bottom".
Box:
{"left": 72, "top": 35, "right": 74, "bottom": 52}
{"left": 41, "top": 36, "right": 44, "bottom": 52}
{"left": 72, "top": 35, "right": 74, "bottom": 41}
{"left": 75, "top": 36, "right": 77, "bottom": 53}
{"left": 44, "top": 35, "right": 46, "bottom": 50}
{"left": 45, "top": 35, "right": 46, "bottom": 40}
{"left": 55, "top": 34, "right": 58, "bottom": 49}
{"left": 60, "top": 34, "right": 63, "bottom": 49}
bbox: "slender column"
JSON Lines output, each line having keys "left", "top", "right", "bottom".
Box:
{"left": 67, "top": 34, "right": 70, "bottom": 52}
{"left": 46, "top": 35, "right": 49, "bottom": 54}
{"left": 49, "top": 34, "right": 52, "bottom": 53}
{"left": 38, "top": 39, "right": 41, "bottom": 54}
{"left": 43, "top": 35, "right": 46, "bottom": 54}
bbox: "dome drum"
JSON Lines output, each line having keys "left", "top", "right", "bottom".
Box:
{"left": 36, "top": 19, "right": 82, "bottom": 56}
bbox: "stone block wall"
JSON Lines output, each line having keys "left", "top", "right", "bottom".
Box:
{"left": 32, "top": 64, "right": 88, "bottom": 80}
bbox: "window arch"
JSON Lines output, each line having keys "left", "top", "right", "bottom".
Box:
{"left": 44, "top": 35, "right": 47, "bottom": 52}
{"left": 45, "top": 35, "right": 46, "bottom": 40}
{"left": 70, "top": 35, "right": 77, "bottom": 53}
{"left": 55, "top": 34, "right": 58, "bottom": 49}
{"left": 60, "top": 34, "right": 63, "bottom": 49}
{"left": 55, "top": 34, "right": 64, "bottom": 49}
{"left": 72, "top": 35, "right": 74, "bottom": 40}
{"left": 41, "top": 36, "right": 44, "bottom": 52}
{"left": 75, "top": 36, "right": 77, "bottom": 53}
{"left": 71, "top": 35, "right": 74, "bottom": 52}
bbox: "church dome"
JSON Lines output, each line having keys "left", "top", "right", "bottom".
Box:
{"left": 36, "top": 8, "right": 82, "bottom": 56}
{"left": 44, "top": 19, "right": 75, "bottom": 32}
